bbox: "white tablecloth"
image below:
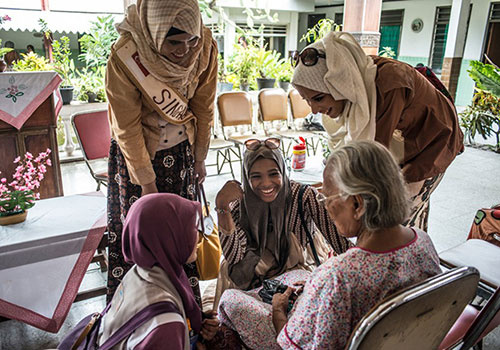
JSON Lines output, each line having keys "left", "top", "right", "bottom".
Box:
{"left": 0, "top": 192, "right": 106, "bottom": 332}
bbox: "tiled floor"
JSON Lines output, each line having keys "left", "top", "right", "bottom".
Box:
{"left": 1, "top": 143, "right": 499, "bottom": 349}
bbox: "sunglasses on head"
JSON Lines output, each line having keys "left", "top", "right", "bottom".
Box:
{"left": 244, "top": 138, "right": 281, "bottom": 151}
{"left": 291, "top": 48, "right": 326, "bottom": 68}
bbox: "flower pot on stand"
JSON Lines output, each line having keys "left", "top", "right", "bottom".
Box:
{"left": 60, "top": 86, "right": 74, "bottom": 105}
{"left": 240, "top": 82, "right": 250, "bottom": 92}
{"left": 0, "top": 210, "right": 28, "bottom": 226}
{"left": 256, "top": 78, "right": 276, "bottom": 90}
{"left": 87, "top": 92, "right": 97, "bottom": 103}
{"left": 279, "top": 81, "right": 290, "bottom": 91}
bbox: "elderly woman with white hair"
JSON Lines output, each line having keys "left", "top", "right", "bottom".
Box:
{"left": 218, "top": 141, "right": 441, "bottom": 350}
{"left": 292, "top": 31, "right": 463, "bottom": 232}
{"left": 271, "top": 141, "right": 442, "bottom": 349}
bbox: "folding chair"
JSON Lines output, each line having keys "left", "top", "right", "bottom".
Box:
{"left": 71, "top": 109, "right": 111, "bottom": 191}
{"left": 217, "top": 91, "right": 267, "bottom": 169}
{"left": 288, "top": 88, "right": 322, "bottom": 155}
{"left": 345, "top": 267, "right": 480, "bottom": 350}
{"left": 258, "top": 88, "right": 313, "bottom": 156}
{"left": 207, "top": 124, "right": 236, "bottom": 179}
{"left": 440, "top": 286, "right": 500, "bottom": 350}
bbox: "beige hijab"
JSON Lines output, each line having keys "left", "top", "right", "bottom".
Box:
{"left": 293, "top": 32, "right": 377, "bottom": 150}
{"left": 116, "top": 0, "right": 212, "bottom": 98}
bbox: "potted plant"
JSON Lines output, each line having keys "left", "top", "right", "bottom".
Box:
{"left": 229, "top": 44, "right": 256, "bottom": 92}
{"left": 278, "top": 60, "right": 293, "bottom": 91}
{"left": 459, "top": 60, "right": 500, "bottom": 152}
{"left": 76, "top": 66, "right": 107, "bottom": 103}
{"left": 254, "top": 47, "right": 282, "bottom": 90}
{"left": 0, "top": 149, "right": 52, "bottom": 225}
{"left": 12, "top": 52, "right": 52, "bottom": 72}
{"left": 0, "top": 39, "right": 13, "bottom": 72}
{"left": 217, "top": 55, "right": 234, "bottom": 92}
{"left": 52, "top": 36, "right": 75, "bottom": 104}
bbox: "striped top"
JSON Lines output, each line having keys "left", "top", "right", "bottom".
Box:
{"left": 220, "top": 181, "right": 351, "bottom": 266}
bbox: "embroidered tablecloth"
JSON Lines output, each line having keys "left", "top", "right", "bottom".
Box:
{"left": 0, "top": 192, "right": 107, "bottom": 333}
{"left": 0, "top": 71, "right": 62, "bottom": 129}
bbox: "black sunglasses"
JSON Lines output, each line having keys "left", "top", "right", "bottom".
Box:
{"left": 244, "top": 138, "right": 281, "bottom": 151}
{"left": 291, "top": 48, "right": 326, "bottom": 68}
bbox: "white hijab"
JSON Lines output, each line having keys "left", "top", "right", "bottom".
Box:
{"left": 292, "top": 32, "right": 377, "bottom": 150}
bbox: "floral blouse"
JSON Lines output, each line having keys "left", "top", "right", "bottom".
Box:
{"left": 277, "top": 228, "right": 441, "bottom": 350}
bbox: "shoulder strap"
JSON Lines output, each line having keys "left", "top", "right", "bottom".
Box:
{"left": 99, "top": 301, "right": 181, "bottom": 350}
{"left": 298, "top": 185, "right": 321, "bottom": 267}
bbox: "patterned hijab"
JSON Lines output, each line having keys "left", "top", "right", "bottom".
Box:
{"left": 116, "top": 0, "right": 212, "bottom": 97}
{"left": 229, "top": 145, "right": 292, "bottom": 290}
{"left": 292, "top": 32, "right": 378, "bottom": 149}
{"left": 122, "top": 193, "right": 202, "bottom": 332}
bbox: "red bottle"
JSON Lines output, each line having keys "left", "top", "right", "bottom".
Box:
{"left": 292, "top": 137, "right": 306, "bottom": 171}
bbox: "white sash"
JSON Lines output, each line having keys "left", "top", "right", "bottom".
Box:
{"left": 115, "top": 40, "right": 193, "bottom": 125}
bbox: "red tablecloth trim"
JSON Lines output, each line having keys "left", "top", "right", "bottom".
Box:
{"left": 0, "top": 73, "right": 62, "bottom": 130}
{"left": 0, "top": 213, "right": 106, "bottom": 333}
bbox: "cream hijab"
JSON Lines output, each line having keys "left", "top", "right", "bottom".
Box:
{"left": 292, "top": 32, "right": 378, "bottom": 150}
{"left": 116, "top": 0, "right": 212, "bottom": 98}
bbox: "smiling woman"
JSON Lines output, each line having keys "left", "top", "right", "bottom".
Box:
{"left": 104, "top": 0, "right": 218, "bottom": 307}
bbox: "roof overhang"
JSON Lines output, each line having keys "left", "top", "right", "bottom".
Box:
{"left": 0, "top": 8, "right": 124, "bottom": 34}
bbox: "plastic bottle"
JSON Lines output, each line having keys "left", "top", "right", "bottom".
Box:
{"left": 292, "top": 137, "right": 306, "bottom": 171}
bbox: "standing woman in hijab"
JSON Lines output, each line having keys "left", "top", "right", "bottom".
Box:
{"left": 97, "top": 194, "right": 219, "bottom": 349}
{"left": 105, "top": 0, "right": 218, "bottom": 302}
{"left": 291, "top": 31, "right": 463, "bottom": 232}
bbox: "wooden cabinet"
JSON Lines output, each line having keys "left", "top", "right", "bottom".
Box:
{"left": 0, "top": 94, "right": 63, "bottom": 199}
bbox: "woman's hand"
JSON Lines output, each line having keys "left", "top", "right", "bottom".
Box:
{"left": 200, "top": 310, "right": 219, "bottom": 341}
{"left": 215, "top": 180, "right": 243, "bottom": 210}
{"left": 194, "top": 160, "right": 207, "bottom": 184}
{"left": 141, "top": 181, "right": 158, "bottom": 196}
{"left": 272, "top": 287, "right": 294, "bottom": 333}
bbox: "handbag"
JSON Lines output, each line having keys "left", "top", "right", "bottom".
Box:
{"left": 195, "top": 179, "right": 222, "bottom": 280}
{"left": 467, "top": 204, "right": 500, "bottom": 247}
{"left": 58, "top": 301, "right": 179, "bottom": 350}
{"left": 298, "top": 184, "right": 321, "bottom": 267}
{"left": 258, "top": 279, "right": 295, "bottom": 312}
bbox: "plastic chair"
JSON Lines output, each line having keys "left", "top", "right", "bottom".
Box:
{"left": 345, "top": 267, "right": 480, "bottom": 350}
{"left": 440, "top": 286, "right": 500, "bottom": 350}
{"left": 207, "top": 123, "right": 236, "bottom": 179}
{"left": 71, "top": 109, "right": 111, "bottom": 191}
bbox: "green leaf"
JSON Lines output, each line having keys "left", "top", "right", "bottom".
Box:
{"left": 468, "top": 61, "right": 500, "bottom": 98}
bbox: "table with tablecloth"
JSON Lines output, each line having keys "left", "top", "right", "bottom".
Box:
{"left": 0, "top": 192, "right": 106, "bottom": 333}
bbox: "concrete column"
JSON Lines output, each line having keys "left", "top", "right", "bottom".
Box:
{"left": 287, "top": 12, "right": 299, "bottom": 56}
{"left": 441, "top": 0, "right": 471, "bottom": 99}
{"left": 342, "top": 0, "right": 382, "bottom": 55}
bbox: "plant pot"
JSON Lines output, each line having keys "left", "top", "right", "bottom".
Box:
{"left": 240, "top": 83, "right": 250, "bottom": 92}
{"left": 256, "top": 78, "right": 276, "bottom": 90}
{"left": 0, "top": 59, "right": 6, "bottom": 73}
{"left": 87, "top": 92, "right": 98, "bottom": 103}
{"left": 279, "top": 81, "right": 290, "bottom": 91}
{"left": 0, "top": 210, "right": 28, "bottom": 226}
{"left": 60, "top": 86, "right": 74, "bottom": 105}
{"left": 217, "top": 82, "right": 233, "bottom": 92}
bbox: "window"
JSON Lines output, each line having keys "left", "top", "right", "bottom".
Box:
{"left": 429, "top": 6, "right": 451, "bottom": 73}
{"left": 379, "top": 10, "right": 404, "bottom": 58}
{"left": 236, "top": 23, "right": 287, "bottom": 58}
{"left": 206, "top": 23, "right": 224, "bottom": 55}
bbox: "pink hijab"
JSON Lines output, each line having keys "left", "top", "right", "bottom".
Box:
{"left": 122, "top": 193, "right": 202, "bottom": 332}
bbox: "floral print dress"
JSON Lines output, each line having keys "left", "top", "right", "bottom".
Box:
{"left": 218, "top": 228, "right": 441, "bottom": 350}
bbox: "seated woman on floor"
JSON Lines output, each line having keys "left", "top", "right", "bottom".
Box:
{"left": 213, "top": 137, "right": 351, "bottom": 302}
{"left": 97, "top": 193, "right": 218, "bottom": 349}
{"left": 218, "top": 140, "right": 442, "bottom": 350}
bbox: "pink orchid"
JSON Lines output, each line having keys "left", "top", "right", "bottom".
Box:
{"left": 0, "top": 178, "right": 6, "bottom": 184}
{"left": 13, "top": 156, "right": 20, "bottom": 163}
{"left": 47, "top": 159, "right": 52, "bottom": 166}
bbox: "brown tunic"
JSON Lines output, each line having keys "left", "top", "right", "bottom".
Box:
{"left": 372, "top": 56, "right": 464, "bottom": 183}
